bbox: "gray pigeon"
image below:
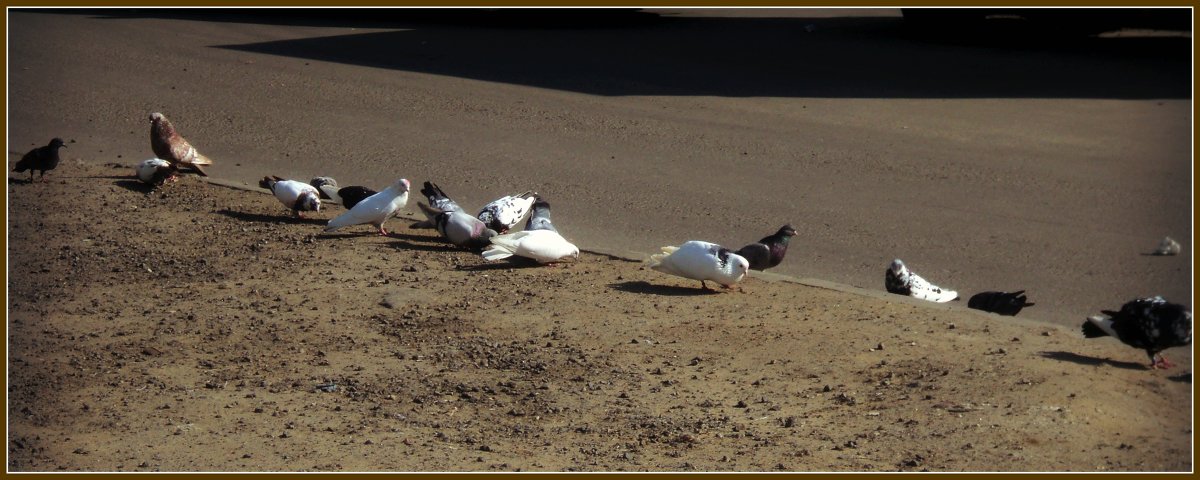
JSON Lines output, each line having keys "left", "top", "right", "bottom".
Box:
{"left": 524, "top": 195, "right": 558, "bottom": 233}
{"left": 14, "top": 138, "right": 66, "bottom": 182}
{"left": 413, "top": 181, "right": 466, "bottom": 228}
{"left": 310, "top": 177, "right": 339, "bottom": 202}
{"left": 418, "top": 202, "right": 497, "bottom": 250}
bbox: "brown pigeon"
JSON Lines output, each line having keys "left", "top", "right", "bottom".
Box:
{"left": 149, "top": 112, "right": 213, "bottom": 176}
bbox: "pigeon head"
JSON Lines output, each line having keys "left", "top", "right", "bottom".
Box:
{"left": 889, "top": 259, "right": 907, "bottom": 275}
{"left": 778, "top": 224, "right": 797, "bottom": 237}
{"left": 49, "top": 138, "right": 66, "bottom": 149}
{"left": 297, "top": 191, "right": 321, "bottom": 213}
{"left": 722, "top": 253, "right": 750, "bottom": 286}
{"left": 391, "top": 178, "right": 411, "bottom": 193}
{"left": 149, "top": 112, "right": 174, "bottom": 136}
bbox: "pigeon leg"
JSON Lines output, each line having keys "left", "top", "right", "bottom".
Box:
{"left": 378, "top": 225, "right": 390, "bottom": 236}
{"left": 1156, "top": 354, "right": 1174, "bottom": 369}
{"left": 700, "top": 280, "right": 713, "bottom": 291}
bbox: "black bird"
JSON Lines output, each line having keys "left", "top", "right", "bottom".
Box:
{"left": 14, "top": 137, "right": 66, "bottom": 182}
{"left": 734, "top": 224, "right": 797, "bottom": 271}
{"left": 968, "top": 290, "right": 1035, "bottom": 316}
{"left": 1082, "top": 296, "right": 1192, "bottom": 370}
{"left": 337, "top": 186, "right": 378, "bottom": 210}
{"left": 524, "top": 195, "right": 559, "bottom": 233}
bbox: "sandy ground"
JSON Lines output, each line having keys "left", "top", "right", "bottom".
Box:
{"left": 6, "top": 8, "right": 1194, "bottom": 472}
{"left": 5, "top": 161, "right": 1193, "bottom": 472}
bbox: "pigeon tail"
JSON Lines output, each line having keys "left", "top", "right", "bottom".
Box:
{"left": 1082, "top": 315, "right": 1117, "bottom": 338}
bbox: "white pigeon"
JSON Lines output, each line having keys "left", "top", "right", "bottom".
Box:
{"left": 482, "top": 229, "right": 580, "bottom": 264}
{"left": 259, "top": 176, "right": 321, "bottom": 218}
{"left": 324, "top": 178, "right": 411, "bottom": 235}
{"left": 478, "top": 191, "right": 537, "bottom": 233}
{"left": 418, "top": 203, "right": 497, "bottom": 249}
{"left": 884, "top": 259, "right": 958, "bottom": 303}
{"left": 135, "top": 158, "right": 177, "bottom": 186}
{"left": 647, "top": 240, "right": 750, "bottom": 290}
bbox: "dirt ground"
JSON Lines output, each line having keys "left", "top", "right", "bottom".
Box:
{"left": 5, "top": 7, "right": 1194, "bottom": 473}
{"left": 5, "top": 162, "right": 1192, "bottom": 472}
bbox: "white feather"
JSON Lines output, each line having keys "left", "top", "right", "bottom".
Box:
{"left": 270, "top": 180, "right": 320, "bottom": 210}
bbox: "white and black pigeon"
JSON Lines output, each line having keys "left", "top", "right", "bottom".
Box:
{"left": 310, "top": 177, "right": 340, "bottom": 203}
{"left": 135, "top": 158, "right": 178, "bottom": 186}
{"left": 967, "top": 290, "right": 1035, "bottom": 316}
{"left": 478, "top": 190, "right": 537, "bottom": 234}
{"left": 647, "top": 240, "right": 750, "bottom": 291}
{"left": 149, "top": 112, "right": 212, "bottom": 176}
{"left": 259, "top": 176, "right": 321, "bottom": 218}
{"left": 1153, "top": 236, "right": 1182, "bottom": 256}
{"left": 1083, "top": 296, "right": 1192, "bottom": 370}
{"left": 337, "top": 186, "right": 378, "bottom": 210}
{"left": 524, "top": 195, "right": 558, "bottom": 233}
{"left": 419, "top": 202, "right": 497, "bottom": 250}
{"left": 734, "top": 224, "right": 797, "bottom": 271}
{"left": 885, "top": 259, "right": 958, "bottom": 303}
{"left": 13, "top": 137, "right": 66, "bottom": 182}
{"left": 482, "top": 230, "right": 580, "bottom": 264}
{"left": 324, "top": 178, "right": 411, "bottom": 235}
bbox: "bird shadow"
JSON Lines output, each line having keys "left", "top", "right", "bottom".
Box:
{"left": 215, "top": 209, "right": 327, "bottom": 226}
{"left": 1139, "top": 252, "right": 1178, "bottom": 257}
{"left": 114, "top": 179, "right": 156, "bottom": 193}
{"left": 8, "top": 176, "right": 37, "bottom": 185}
{"left": 457, "top": 258, "right": 546, "bottom": 271}
{"left": 1038, "top": 351, "right": 1147, "bottom": 371}
{"left": 387, "top": 231, "right": 445, "bottom": 244}
{"left": 608, "top": 280, "right": 720, "bottom": 297}
{"left": 387, "top": 239, "right": 465, "bottom": 253}
{"left": 1168, "top": 372, "right": 1191, "bottom": 383}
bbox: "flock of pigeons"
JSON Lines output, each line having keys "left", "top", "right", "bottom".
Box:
{"left": 12, "top": 111, "right": 1193, "bottom": 371}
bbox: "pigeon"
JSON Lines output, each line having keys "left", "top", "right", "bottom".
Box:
{"left": 1153, "top": 236, "right": 1182, "bottom": 256}
{"left": 310, "top": 177, "right": 339, "bottom": 202}
{"left": 418, "top": 202, "right": 497, "bottom": 249}
{"left": 478, "top": 190, "right": 537, "bottom": 233}
{"left": 968, "top": 290, "right": 1035, "bottom": 316}
{"left": 482, "top": 229, "right": 580, "bottom": 264}
{"left": 13, "top": 137, "right": 66, "bottom": 182}
{"left": 647, "top": 240, "right": 750, "bottom": 290}
{"left": 885, "top": 259, "right": 958, "bottom": 303}
{"left": 324, "top": 178, "right": 411, "bottom": 235}
{"left": 337, "top": 185, "right": 378, "bottom": 210}
{"left": 412, "top": 181, "right": 466, "bottom": 228}
{"left": 135, "top": 158, "right": 178, "bottom": 186}
{"left": 1083, "top": 296, "right": 1192, "bottom": 369}
{"left": 524, "top": 196, "right": 558, "bottom": 233}
{"left": 259, "top": 176, "right": 321, "bottom": 218}
{"left": 149, "top": 112, "right": 213, "bottom": 176}
{"left": 734, "top": 224, "right": 798, "bottom": 271}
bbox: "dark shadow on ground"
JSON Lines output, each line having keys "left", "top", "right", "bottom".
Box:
{"left": 609, "top": 280, "right": 722, "bottom": 296}
{"left": 114, "top": 179, "right": 155, "bottom": 193}
{"left": 36, "top": 7, "right": 1191, "bottom": 99}
{"left": 216, "top": 209, "right": 328, "bottom": 226}
{"left": 1039, "top": 351, "right": 1147, "bottom": 371}
{"left": 1167, "top": 372, "right": 1191, "bottom": 383}
{"left": 388, "top": 239, "right": 464, "bottom": 253}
